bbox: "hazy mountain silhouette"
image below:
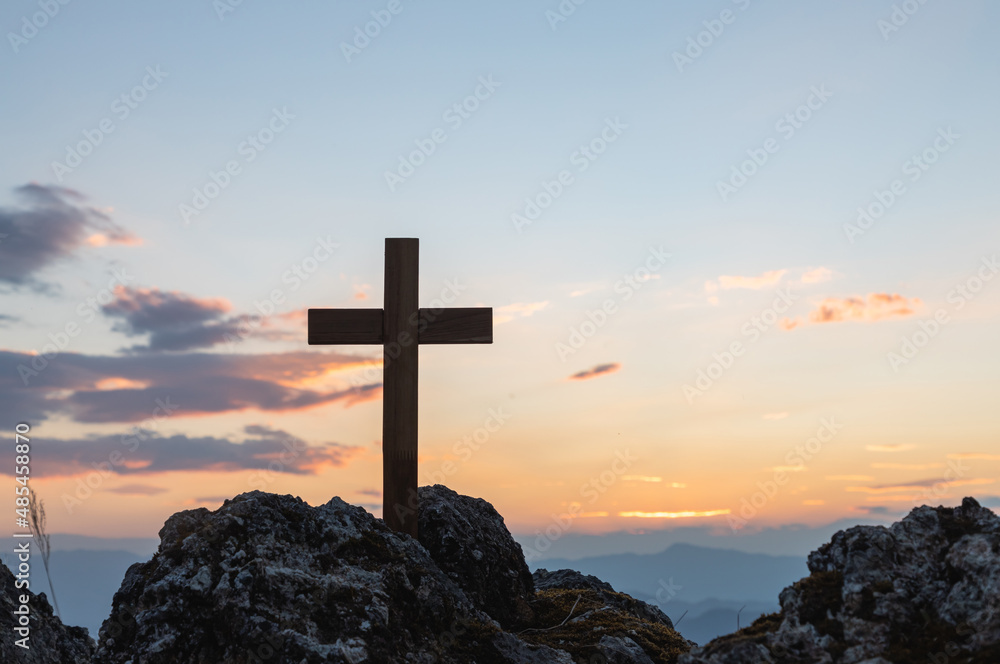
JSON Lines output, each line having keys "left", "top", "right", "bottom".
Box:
{"left": 628, "top": 596, "right": 778, "bottom": 645}
{"left": 2, "top": 547, "right": 144, "bottom": 638}
{"left": 530, "top": 542, "right": 805, "bottom": 603}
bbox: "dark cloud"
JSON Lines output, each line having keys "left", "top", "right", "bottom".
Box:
{"left": 0, "top": 184, "right": 139, "bottom": 287}
{"left": 102, "top": 287, "right": 241, "bottom": 352}
{"left": 569, "top": 363, "right": 622, "bottom": 381}
{"left": 0, "top": 349, "right": 380, "bottom": 427}
{"left": 101, "top": 287, "right": 301, "bottom": 352}
{"left": 103, "top": 287, "right": 231, "bottom": 334}
{"left": 0, "top": 314, "right": 18, "bottom": 327}
{"left": 356, "top": 488, "right": 382, "bottom": 498}
{"left": 6, "top": 424, "right": 362, "bottom": 478}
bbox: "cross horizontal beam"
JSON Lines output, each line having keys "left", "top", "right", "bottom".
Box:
{"left": 308, "top": 307, "right": 493, "bottom": 345}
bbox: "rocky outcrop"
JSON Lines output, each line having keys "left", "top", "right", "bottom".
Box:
{"left": 680, "top": 497, "right": 1000, "bottom": 664}
{"left": 93, "top": 491, "right": 572, "bottom": 664}
{"left": 418, "top": 484, "right": 535, "bottom": 628}
{"left": 0, "top": 559, "right": 94, "bottom": 663}
{"left": 525, "top": 567, "right": 689, "bottom": 662}
{"left": 93, "top": 488, "right": 692, "bottom": 663}
{"left": 533, "top": 568, "right": 676, "bottom": 630}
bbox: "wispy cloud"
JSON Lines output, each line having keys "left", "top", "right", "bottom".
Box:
{"left": 800, "top": 267, "right": 833, "bottom": 284}
{"left": 618, "top": 509, "right": 730, "bottom": 519}
{"left": 846, "top": 478, "right": 994, "bottom": 494}
{"left": 826, "top": 475, "right": 875, "bottom": 481}
{"left": 106, "top": 484, "right": 169, "bottom": 496}
{"left": 620, "top": 476, "right": 685, "bottom": 487}
{"left": 569, "top": 363, "right": 621, "bottom": 381}
{"left": 705, "top": 269, "right": 787, "bottom": 293}
{"left": 866, "top": 444, "right": 916, "bottom": 453}
{"left": 494, "top": 301, "right": 549, "bottom": 324}
{"left": 948, "top": 453, "right": 1000, "bottom": 461}
{"left": 782, "top": 293, "right": 920, "bottom": 330}
{"left": 190, "top": 496, "right": 232, "bottom": 506}
{"left": 872, "top": 462, "right": 943, "bottom": 470}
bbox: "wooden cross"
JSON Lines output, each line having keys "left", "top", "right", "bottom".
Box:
{"left": 308, "top": 238, "right": 493, "bottom": 537}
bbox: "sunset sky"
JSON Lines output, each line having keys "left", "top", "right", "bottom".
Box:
{"left": 2, "top": 0, "right": 999, "bottom": 552}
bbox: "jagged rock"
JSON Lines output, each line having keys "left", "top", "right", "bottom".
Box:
{"left": 526, "top": 569, "right": 689, "bottom": 661}
{"left": 533, "top": 568, "right": 675, "bottom": 630}
{"left": 534, "top": 567, "right": 615, "bottom": 593}
{"left": 680, "top": 497, "right": 1000, "bottom": 664}
{"left": 93, "top": 487, "right": 692, "bottom": 663}
{"left": 94, "top": 491, "right": 571, "bottom": 664}
{"left": 598, "top": 635, "right": 658, "bottom": 664}
{"left": 0, "top": 559, "right": 94, "bottom": 663}
{"left": 418, "top": 484, "right": 535, "bottom": 627}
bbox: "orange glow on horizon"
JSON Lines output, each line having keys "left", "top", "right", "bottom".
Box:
{"left": 618, "top": 509, "right": 731, "bottom": 519}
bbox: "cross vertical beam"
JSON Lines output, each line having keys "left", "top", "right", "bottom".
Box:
{"left": 382, "top": 238, "right": 419, "bottom": 536}
{"left": 306, "top": 237, "right": 493, "bottom": 538}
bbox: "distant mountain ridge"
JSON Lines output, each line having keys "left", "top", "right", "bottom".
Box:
{"left": 514, "top": 516, "right": 898, "bottom": 561}
{"left": 530, "top": 542, "right": 807, "bottom": 605}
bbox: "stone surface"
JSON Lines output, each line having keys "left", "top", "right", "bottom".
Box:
{"left": 534, "top": 567, "right": 675, "bottom": 630}
{"left": 0, "top": 559, "right": 94, "bottom": 664}
{"left": 94, "top": 491, "right": 572, "bottom": 664}
{"left": 417, "top": 484, "right": 535, "bottom": 628}
{"left": 533, "top": 567, "right": 615, "bottom": 593}
{"left": 680, "top": 497, "right": 1000, "bottom": 664}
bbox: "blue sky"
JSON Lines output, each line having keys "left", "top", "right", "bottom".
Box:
{"left": 2, "top": 0, "right": 999, "bottom": 543}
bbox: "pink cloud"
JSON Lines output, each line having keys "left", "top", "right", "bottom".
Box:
{"left": 782, "top": 293, "right": 920, "bottom": 330}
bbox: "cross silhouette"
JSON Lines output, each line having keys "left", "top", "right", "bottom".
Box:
{"left": 308, "top": 238, "right": 493, "bottom": 537}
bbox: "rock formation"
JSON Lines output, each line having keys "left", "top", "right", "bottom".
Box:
{"left": 528, "top": 567, "right": 690, "bottom": 662}
{"left": 93, "top": 487, "right": 688, "bottom": 663}
{"left": 680, "top": 497, "right": 1000, "bottom": 663}
{"left": 93, "top": 490, "right": 571, "bottom": 663}
{"left": 417, "top": 484, "right": 535, "bottom": 628}
{"left": 10, "top": 486, "right": 990, "bottom": 663}
{"left": 0, "top": 559, "right": 94, "bottom": 663}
